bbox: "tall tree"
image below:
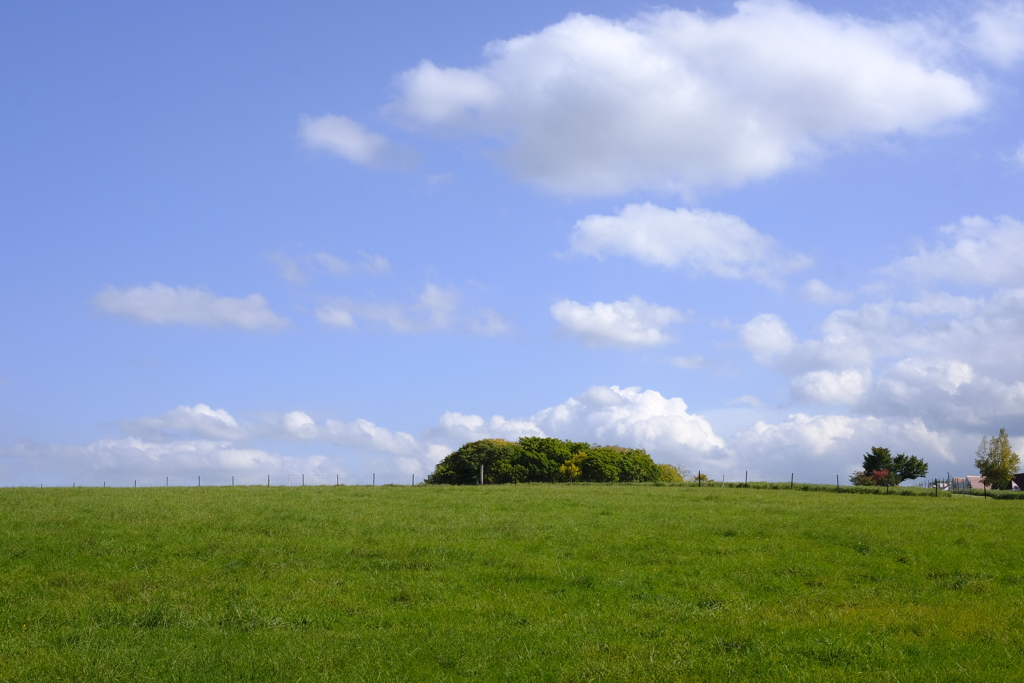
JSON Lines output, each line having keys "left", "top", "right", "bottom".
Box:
{"left": 975, "top": 429, "right": 1021, "bottom": 490}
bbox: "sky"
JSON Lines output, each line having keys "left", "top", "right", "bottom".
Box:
{"left": 2, "top": 0, "right": 1024, "bottom": 486}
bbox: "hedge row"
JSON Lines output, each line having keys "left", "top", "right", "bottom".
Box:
{"left": 424, "top": 437, "right": 682, "bottom": 485}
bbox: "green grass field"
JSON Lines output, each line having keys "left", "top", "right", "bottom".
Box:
{"left": 1, "top": 483, "right": 1022, "bottom": 682}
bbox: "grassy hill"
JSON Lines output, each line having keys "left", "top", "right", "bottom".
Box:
{"left": 1, "top": 484, "right": 1021, "bottom": 681}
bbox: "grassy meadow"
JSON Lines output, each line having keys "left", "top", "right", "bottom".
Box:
{"left": 1, "top": 483, "right": 1022, "bottom": 682}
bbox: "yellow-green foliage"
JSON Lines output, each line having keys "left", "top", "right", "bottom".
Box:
{"left": 656, "top": 463, "right": 685, "bottom": 483}
{"left": 975, "top": 428, "right": 1021, "bottom": 490}
{"left": 556, "top": 451, "right": 586, "bottom": 482}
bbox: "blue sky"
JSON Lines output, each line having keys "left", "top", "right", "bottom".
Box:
{"left": 3, "top": 0, "right": 1024, "bottom": 485}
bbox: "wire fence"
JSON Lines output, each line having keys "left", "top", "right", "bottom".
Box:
{"left": 2, "top": 471, "right": 1009, "bottom": 493}
{"left": 691, "top": 470, "right": 932, "bottom": 488}
{"left": 9, "top": 473, "right": 422, "bottom": 489}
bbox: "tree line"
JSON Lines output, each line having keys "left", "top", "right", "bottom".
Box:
{"left": 851, "top": 428, "right": 1021, "bottom": 490}
{"left": 424, "top": 437, "right": 684, "bottom": 485}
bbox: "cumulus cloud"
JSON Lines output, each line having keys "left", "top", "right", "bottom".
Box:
{"left": 739, "top": 314, "right": 797, "bottom": 362}
{"left": 791, "top": 369, "right": 872, "bottom": 405}
{"left": 3, "top": 437, "right": 301, "bottom": 481}
{"left": 569, "top": 203, "right": 810, "bottom": 285}
{"left": 801, "top": 279, "right": 853, "bottom": 305}
{"left": 738, "top": 272, "right": 1024, "bottom": 432}
{"left": 299, "top": 114, "right": 416, "bottom": 169}
{"left": 323, "top": 418, "right": 421, "bottom": 457}
{"left": 388, "top": 1, "right": 983, "bottom": 194}
{"left": 884, "top": 216, "right": 1024, "bottom": 286}
{"left": 970, "top": 2, "right": 1024, "bottom": 68}
{"left": 432, "top": 385, "right": 727, "bottom": 465}
{"left": 551, "top": 296, "right": 684, "bottom": 348}
{"left": 120, "top": 404, "right": 245, "bottom": 441}
{"left": 94, "top": 284, "right": 289, "bottom": 330}
{"left": 730, "top": 413, "right": 956, "bottom": 474}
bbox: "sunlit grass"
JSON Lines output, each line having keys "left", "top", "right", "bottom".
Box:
{"left": 1, "top": 484, "right": 1021, "bottom": 681}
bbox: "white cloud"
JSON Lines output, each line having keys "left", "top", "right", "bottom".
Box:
{"left": 323, "top": 418, "right": 421, "bottom": 457}
{"left": 467, "top": 309, "right": 510, "bottom": 336}
{"left": 436, "top": 412, "right": 545, "bottom": 444}
{"left": 1016, "top": 143, "right": 1024, "bottom": 165}
{"left": 312, "top": 252, "right": 353, "bottom": 275}
{"left": 970, "top": 2, "right": 1024, "bottom": 68}
{"left": 739, "top": 313, "right": 797, "bottom": 362}
{"left": 315, "top": 283, "right": 462, "bottom": 333}
{"left": 671, "top": 355, "right": 707, "bottom": 369}
{"left": 315, "top": 306, "right": 356, "bottom": 328}
{"left": 310, "top": 251, "right": 391, "bottom": 276}
{"left": 299, "top": 114, "right": 415, "bottom": 169}
{"left": 120, "top": 403, "right": 245, "bottom": 441}
{"left": 94, "top": 284, "right": 289, "bottom": 330}
{"left": 81, "top": 438, "right": 284, "bottom": 473}
{"left": 791, "top": 369, "right": 872, "bottom": 405}
{"left": 283, "top": 411, "right": 318, "bottom": 439}
{"left": 884, "top": 216, "right": 1024, "bottom": 286}
{"left": 730, "top": 413, "right": 955, "bottom": 472}
{"left": 569, "top": 203, "right": 810, "bottom": 285}
{"left": 358, "top": 252, "right": 391, "bottom": 274}
{"left": 433, "top": 385, "right": 727, "bottom": 465}
{"left": 551, "top": 296, "right": 683, "bottom": 348}
{"left": 801, "top": 278, "right": 853, "bottom": 305}
{"left": 536, "top": 386, "right": 726, "bottom": 457}
{"left": 388, "top": 2, "right": 983, "bottom": 195}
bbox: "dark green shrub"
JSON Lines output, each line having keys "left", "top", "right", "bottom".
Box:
{"left": 424, "top": 439, "right": 526, "bottom": 485}
{"left": 426, "top": 438, "right": 668, "bottom": 485}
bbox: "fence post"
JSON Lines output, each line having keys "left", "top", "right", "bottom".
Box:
{"left": 134, "top": 480, "right": 136, "bottom": 488}
{"left": 480, "top": 464, "right": 484, "bottom": 485}
{"left": 412, "top": 474, "right": 415, "bottom": 486}
{"left": 337, "top": 474, "right": 339, "bottom": 486}
{"left": 745, "top": 471, "right": 748, "bottom": 486}
{"left": 166, "top": 476, "right": 168, "bottom": 487}
{"left": 268, "top": 475, "right": 270, "bottom": 487}
{"left": 935, "top": 480, "right": 938, "bottom": 497}
{"left": 302, "top": 474, "right": 304, "bottom": 487}
{"left": 790, "top": 473, "right": 793, "bottom": 489}
{"left": 836, "top": 475, "right": 840, "bottom": 493}
{"left": 372, "top": 473, "right": 375, "bottom": 486}
{"left": 698, "top": 470, "right": 701, "bottom": 487}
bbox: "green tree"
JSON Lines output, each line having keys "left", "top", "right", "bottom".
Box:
{"left": 425, "top": 438, "right": 669, "bottom": 485}
{"left": 424, "top": 439, "right": 526, "bottom": 485}
{"left": 655, "top": 464, "right": 686, "bottom": 483}
{"left": 850, "top": 446, "right": 928, "bottom": 485}
{"left": 975, "top": 428, "right": 1021, "bottom": 490}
